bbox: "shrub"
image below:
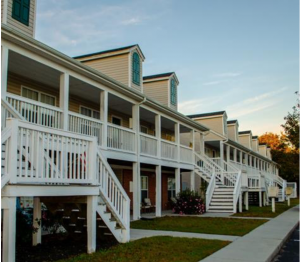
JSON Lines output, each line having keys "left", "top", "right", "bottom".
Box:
{"left": 172, "top": 190, "right": 206, "bottom": 215}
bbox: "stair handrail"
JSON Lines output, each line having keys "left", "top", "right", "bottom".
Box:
{"left": 205, "top": 172, "right": 216, "bottom": 211}
{"left": 1, "top": 126, "right": 12, "bottom": 188}
{"left": 96, "top": 148, "right": 130, "bottom": 230}
{"left": 2, "top": 98, "right": 24, "bottom": 119}
{"left": 194, "top": 152, "right": 216, "bottom": 179}
{"left": 232, "top": 171, "right": 242, "bottom": 213}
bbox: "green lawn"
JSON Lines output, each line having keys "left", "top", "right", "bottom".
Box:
{"left": 57, "top": 236, "right": 230, "bottom": 262}
{"left": 131, "top": 216, "right": 268, "bottom": 236}
{"left": 232, "top": 198, "right": 299, "bottom": 218}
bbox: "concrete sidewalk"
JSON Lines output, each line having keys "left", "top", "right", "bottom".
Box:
{"left": 200, "top": 205, "right": 299, "bottom": 262}
{"left": 130, "top": 229, "right": 240, "bottom": 242}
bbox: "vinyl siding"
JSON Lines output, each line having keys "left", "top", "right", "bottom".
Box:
{"left": 227, "top": 125, "right": 237, "bottom": 141}
{"left": 1, "top": 0, "right": 4, "bottom": 23}
{"left": 81, "top": 54, "right": 130, "bottom": 87}
{"left": 259, "top": 146, "right": 267, "bottom": 157}
{"left": 143, "top": 79, "right": 169, "bottom": 107}
{"left": 239, "top": 135, "right": 251, "bottom": 149}
{"left": 193, "top": 117, "right": 223, "bottom": 135}
{"left": 6, "top": 0, "right": 35, "bottom": 37}
{"left": 252, "top": 140, "right": 258, "bottom": 152}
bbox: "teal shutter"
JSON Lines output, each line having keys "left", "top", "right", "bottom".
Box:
{"left": 12, "top": 0, "right": 30, "bottom": 26}
{"left": 170, "top": 79, "right": 176, "bottom": 105}
{"left": 132, "top": 52, "right": 140, "bottom": 86}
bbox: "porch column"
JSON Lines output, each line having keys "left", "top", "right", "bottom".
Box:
{"left": 220, "top": 141, "right": 224, "bottom": 182}
{"left": 87, "top": 195, "right": 97, "bottom": 253}
{"left": 233, "top": 148, "right": 237, "bottom": 162}
{"left": 2, "top": 197, "right": 17, "bottom": 262}
{"left": 32, "top": 197, "right": 42, "bottom": 246}
{"left": 239, "top": 151, "right": 243, "bottom": 165}
{"left": 155, "top": 115, "right": 161, "bottom": 158}
{"left": 175, "top": 123, "right": 180, "bottom": 162}
{"left": 245, "top": 192, "right": 249, "bottom": 210}
{"left": 239, "top": 193, "right": 243, "bottom": 212}
{"left": 259, "top": 191, "right": 262, "bottom": 207}
{"left": 59, "top": 72, "right": 69, "bottom": 131}
{"left": 100, "top": 90, "right": 108, "bottom": 148}
{"left": 1, "top": 45, "right": 9, "bottom": 100}
{"left": 226, "top": 144, "right": 230, "bottom": 164}
{"left": 175, "top": 168, "right": 180, "bottom": 194}
{"left": 190, "top": 170, "right": 195, "bottom": 191}
{"left": 132, "top": 162, "right": 141, "bottom": 220}
{"left": 200, "top": 133, "right": 205, "bottom": 155}
{"left": 155, "top": 165, "right": 162, "bottom": 217}
{"left": 132, "top": 104, "right": 140, "bottom": 154}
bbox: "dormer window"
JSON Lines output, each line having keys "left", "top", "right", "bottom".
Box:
{"left": 170, "top": 78, "right": 177, "bottom": 105}
{"left": 132, "top": 52, "right": 140, "bottom": 86}
{"left": 12, "top": 0, "right": 30, "bottom": 26}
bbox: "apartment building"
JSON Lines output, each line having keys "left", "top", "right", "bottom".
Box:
{"left": 1, "top": 1, "right": 293, "bottom": 261}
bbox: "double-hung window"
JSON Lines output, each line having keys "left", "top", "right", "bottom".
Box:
{"left": 170, "top": 79, "right": 176, "bottom": 106}
{"left": 21, "top": 87, "right": 56, "bottom": 106}
{"left": 12, "top": 0, "right": 30, "bottom": 26}
{"left": 80, "top": 106, "right": 100, "bottom": 120}
{"left": 141, "top": 176, "right": 148, "bottom": 202}
{"left": 167, "top": 177, "right": 176, "bottom": 200}
{"left": 132, "top": 52, "right": 140, "bottom": 86}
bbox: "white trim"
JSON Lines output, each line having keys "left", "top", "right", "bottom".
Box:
{"left": 33, "top": 0, "right": 37, "bottom": 37}
{"left": 140, "top": 125, "right": 148, "bottom": 134}
{"left": 79, "top": 105, "right": 100, "bottom": 119}
{"left": 111, "top": 115, "right": 123, "bottom": 126}
{"left": 21, "top": 85, "right": 57, "bottom": 106}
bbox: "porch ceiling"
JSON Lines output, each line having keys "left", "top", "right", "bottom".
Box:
{"left": 8, "top": 50, "right": 61, "bottom": 89}
{"left": 108, "top": 93, "right": 133, "bottom": 116}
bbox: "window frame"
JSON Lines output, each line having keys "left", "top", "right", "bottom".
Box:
{"left": 21, "top": 86, "right": 56, "bottom": 106}
{"left": 132, "top": 52, "right": 141, "bottom": 86}
{"left": 111, "top": 115, "right": 123, "bottom": 126}
{"left": 170, "top": 78, "right": 177, "bottom": 106}
{"left": 79, "top": 105, "right": 100, "bottom": 120}
{"left": 141, "top": 175, "right": 149, "bottom": 201}
{"left": 167, "top": 177, "right": 176, "bottom": 200}
{"left": 140, "top": 125, "right": 148, "bottom": 134}
{"left": 12, "top": 0, "right": 30, "bottom": 26}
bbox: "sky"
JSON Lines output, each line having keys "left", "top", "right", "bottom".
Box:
{"left": 36, "top": 0, "right": 299, "bottom": 135}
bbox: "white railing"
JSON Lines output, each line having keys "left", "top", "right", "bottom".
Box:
{"left": 180, "top": 145, "right": 193, "bottom": 164}
{"left": 2, "top": 98, "right": 24, "bottom": 129}
{"left": 233, "top": 171, "right": 242, "bottom": 213}
{"left": 194, "top": 152, "right": 215, "bottom": 182}
{"left": 107, "top": 124, "right": 135, "bottom": 153}
{"left": 287, "top": 182, "right": 298, "bottom": 198}
{"left": 223, "top": 172, "right": 238, "bottom": 187}
{"left": 241, "top": 172, "right": 248, "bottom": 188}
{"left": 248, "top": 175, "right": 260, "bottom": 189}
{"left": 1, "top": 126, "right": 12, "bottom": 188}
{"left": 7, "top": 94, "right": 63, "bottom": 129}
{"left": 140, "top": 134, "right": 158, "bottom": 157}
{"left": 96, "top": 148, "right": 130, "bottom": 235}
{"left": 206, "top": 173, "right": 216, "bottom": 211}
{"left": 5, "top": 119, "right": 98, "bottom": 185}
{"left": 161, "top": 140, "right": 177, "bottom": 161}
{"left": 68, "top": 112, "right": 103, "bottom": 145}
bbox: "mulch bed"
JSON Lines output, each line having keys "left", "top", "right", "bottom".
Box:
{"left": 16, "top": 235, "right": 118, "bottom": 262}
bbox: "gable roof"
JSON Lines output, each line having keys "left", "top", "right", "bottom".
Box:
{"left": 73, "top": 44, "right": 145, "bottom": 60}
{"left": 187, "top": 111, "right": 226, "bottom": 119}
{"left": 143, "top": 72, "right": 179, "bottom": 84}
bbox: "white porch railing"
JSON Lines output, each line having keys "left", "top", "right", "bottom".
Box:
{"left": 180, "top": 145, "right": 193, "bottom": 164}
{"left": 161, "top": 140, "right": 177, "bottom": 161}
{"left": 5, "top": 119, "right": 98, "bottom": 185}
{"left": 1, "top": 126, "right": 12, "bottom": 188}
{"left": 68, "top": 112, "right": 103, "bottom": 145}
{"left": 205, "top": 173, "right": 216, "bottom": 211}
{"left": 140, "top": 134, "right": 158, "bottom": 157}
{"left": 248, "top": 175, "right": 260, "bottom": 189}
{"left": 194, "top": 152, "right": 216, "bottom": 181}
{"left": 233, "top": 171, "right": 242, "bottom": 213}
{"left": 107, "top": 124, "right": 135, "bottom": 153}
{"left": 7, "top": 93, "right": 63, "bottom": 129}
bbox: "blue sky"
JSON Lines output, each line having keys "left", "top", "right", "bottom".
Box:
{"left": 36, "top": 0, "right": 299, "bottom": 135}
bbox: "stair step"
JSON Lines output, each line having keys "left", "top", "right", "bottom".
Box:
{"left": 211, "top": 198, "right": 233, "bottom": 202}
{"left": 98, "top": 225, "right": 108, "bottom": 229}
{"left": 213, "top": 192, "right": 233, "bottom": 195}
{"left": 209, "top": 206, "right": 233, "bottom": 210}
{"left": 208, "top": 210, "right": 234, "bottom": 213}
{"left": 210, "top": 202, "right": 233, "bottom": 206}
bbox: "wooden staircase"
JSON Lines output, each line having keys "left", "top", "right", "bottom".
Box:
{"left": 208, "top": 186, "right": 235, "bottom": 213}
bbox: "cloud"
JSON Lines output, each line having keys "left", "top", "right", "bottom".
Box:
{"left": 203, "top": 80, "right": 224, "bottom": 86}
{"left": 213, "top": 72, "right": 242, "bottom": 78}
{"left": 121, "top": 17, "right": 141, "bottom": 25}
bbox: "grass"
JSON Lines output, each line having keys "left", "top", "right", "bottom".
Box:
{"left": 57, "top": 236, "right": 230, "bottom": 262}
{"left": 232, "top": 198, "right": 299, "bottom": 218}
{"left": 131, "top": 216, "right": 268, "bottom": 236}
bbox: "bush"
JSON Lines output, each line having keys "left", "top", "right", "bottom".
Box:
{"left": 172, "top": 190, "right": 206, "bottom": 215}
{"left": 16, "top": 209, "right": 39, "bottom": 243}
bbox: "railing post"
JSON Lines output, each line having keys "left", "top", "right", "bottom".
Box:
{"left": 89, "top": 137, "right": 98, "bottom": 184}
{"left": 59, "top": 72, "right": 69, "bottom": 131}
{"left": 155, "top": 114, "right": 161, "bottom": 158}
{"left": 6, "top": 119, "right": 18, "bottom": 184}
{"left": 100, "top": 90, "right": 108, "bottom": 148}
{"left": 1, "top": 45, "right": 9, "bottom": 101}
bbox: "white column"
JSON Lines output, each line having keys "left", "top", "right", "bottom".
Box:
{"left": 1, "top": 45, "right": 9, "bottom": 100}
{"left": 200, "top": 133, "right": 205, "bottom": 155}
{"left": 175, "top": 123, "right": 180, "bottom": 162}
{"left": 155, "top": 165, "right": 162, "bottom": 217}
{"left": 32, "top": 197, "right": 42, "bottom": 246}
{"left": 155, "top": 115, "right": 161, "bottom": 158}
{"left": 239, "top": 193, "right": 243, "bottom": 212}
{"left": 132, "top": 104, "right": 140, "bottom": 154}
{"left": 132, "top": 162, "right": 141, "bottom": 220}
{"left": 239, "top": 151, "right": 243, "bottom": 164}
{"left": 87, "top": 195, "right": 97, "bottom": 253}
{"left": 233, "top": 148, "right": 237, "bottom": 162}
{"left": 220, "top": 141, "right": 224, "bottom": 182}
{"left": 245, "top": 192, "right": 249, "bottom": 210}
{"left": 175, "top": 168, "right": 180, "bottom": 194}
{"left": 190, "top": 170, "right": 195, "bottom": 191}
{"left": 100, "top": 90, "right": 108, "bottom": 148}
{"left": 259, "top": 191, "right": 262, "bottom": 207}
{"left": 226, "top": 144, "right": 230, "bottom": 163}
{"left": 3, "top": 197, "right": 17, "bottom": 262}
{"left": 59, "top": 72, "right": 69, "bottom": 131}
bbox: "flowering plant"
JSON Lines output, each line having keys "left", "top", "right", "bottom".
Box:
{"left": 172, "top": 189, "right": 206, "bottom": 215}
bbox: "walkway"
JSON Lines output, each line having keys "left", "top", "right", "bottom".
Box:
{"left": 200, "top": 205, "right": 299, "bottom": 262}
{"left": 130, "top": 229, "right": 240, "bottom": 242}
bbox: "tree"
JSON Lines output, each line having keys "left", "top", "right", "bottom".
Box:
{"left": 258, "top": 132, "right": 286, "bottom": 151}
{"left": 281, "top": 92, "right": 299, "bottom": 150}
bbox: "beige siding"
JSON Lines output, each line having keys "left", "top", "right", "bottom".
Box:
{"left": 239, "top": 135, "right": 251, "bottom": 149}
{"left": 130, "top": 51, "right": 142, "bottom": 92}
{"left": 252, "top": 140, "right": 258, "bottom": 152}
{"left": 143, "top": 80, "right": 169, "bottom": 107}
{"left": 194, "top": 117, "right": 223, "bottom": 135}
{"left": 82, "top": 54, "right": 129, "bottom": 87}
{"left": 227, "top": 125, "right": 237, "bottom": 141}
{"left": 259, "top": 145, "right": 267, "bottom": 157}
{"left": 6, "top": 0, "right": 35, "bottom": 37}
{"left": 1, "top": 0, "right": 4, "bottom": 23}
{"left": 108, "top": 109, "right": 131, "bottom": 129}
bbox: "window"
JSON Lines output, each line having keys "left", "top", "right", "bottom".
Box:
{"left": 12, "top": 0, "right": 30, "bottom": 26}
{"left": 140, "top": 125, "right": 148, "bottom": 134}
{"left": 167, "top": 177, "right": 176, "bottom": 200}
{"left": 141, "top": 176, "right": 148, "bottom": 202}
{"left": 132, "top": 52, "right": 140, "bottom": 86}
{"left": 112, "top": 116, "right": 122, "bottom": 126}
{"left": 21, "top": 87, "right": 56, "bottom": 106}
{"left": 170, "top": 79, "right": 176, "bottom": 106}
{"left": 80, "top": 106, "right": 100, "bottom": 120}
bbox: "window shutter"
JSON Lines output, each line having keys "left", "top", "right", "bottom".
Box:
{"left": 12, "top": 0, "right": 30, "bottom": 26}
{"left": 22, "top": 0, "right": 30, "bottom": 24}
{"left": 12, "top": 0, "right": 22, "bottom": 20}
{"left": 170, "top": 79, "right": 176, "bottom": 105}
{"left": 132, "top": 52, "right": 140, "bottom": 86}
